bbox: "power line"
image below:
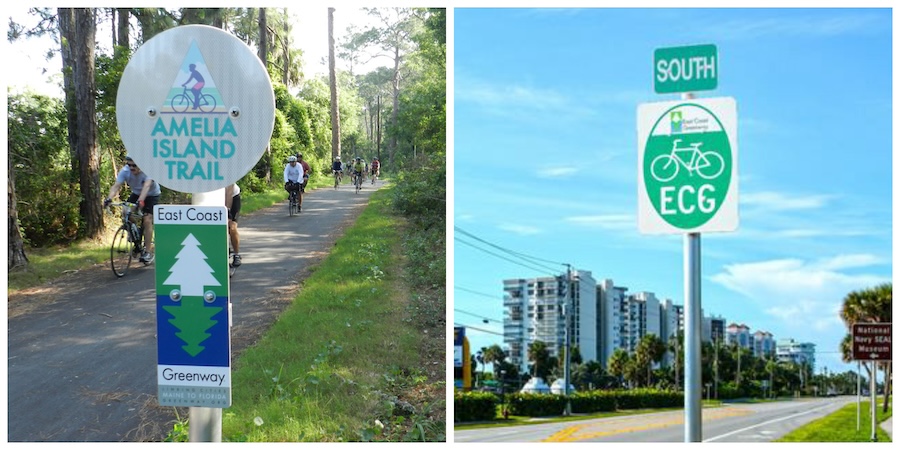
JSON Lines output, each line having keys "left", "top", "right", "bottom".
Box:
{"left": 454, "top": 322, "right": 504, "bottom": 337}
{"left": 455, "top": 226, "right": 567, "bottom": 270}
{"left": 455, "top": 285, "right": 504, "bottom": 301}
{"left": 454, "top": 308, "right": 502, "bottom": 324}
{"left": 455, "top": 235, "right": 556, "bottom": 274}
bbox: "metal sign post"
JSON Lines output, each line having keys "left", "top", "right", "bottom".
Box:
{"left": 116, "top": 24, "right": 274, "bottom": 442}
{"left": 639, "top": 44, "right": 737, "bottom": 443}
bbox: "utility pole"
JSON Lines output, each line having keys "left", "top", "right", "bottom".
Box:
{"left": 562, "top": 264, "right": 573, "bottom": 416}
{"left": 714, "top": 338, "right": 719, "bottom": 399}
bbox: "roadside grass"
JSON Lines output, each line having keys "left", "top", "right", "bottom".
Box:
{"left": 455, "top": 400, "right": 723, "bottom": 430}
{"left": 216, "top": 187, "right": 441, "bottom": 442}
{"left": 8, "top": 187, "right": 284, "bottom": 294}
{"left": 776, "top": 401, "right": 891, "bottom": 442}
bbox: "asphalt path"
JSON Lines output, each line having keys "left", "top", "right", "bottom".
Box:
{"left": 7, "top": 179, "right": 385, "bottom": 442}
{"left": 454, "top": 396, "right": 857, "bottom": 443}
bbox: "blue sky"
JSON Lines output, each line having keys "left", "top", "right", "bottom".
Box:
{"left": 452, "top": 8, "right": 892, "bottom": 376}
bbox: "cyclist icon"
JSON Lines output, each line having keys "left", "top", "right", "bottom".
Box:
{"left": 650, "top": 139, "right": 724, "bottom": 183}
{"left": 181, "top": 63, "right": 206, "bottom": 110}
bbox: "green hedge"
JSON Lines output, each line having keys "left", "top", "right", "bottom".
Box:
{"left": 454, "top": 391, "right": 499, "bottom": 423}
{"left": 455, "top": 389, "right": 683, "bottom": 423}
{"left": 570, "top": 390, "right": 617, "bottom": 413}
{"left": 507, "top": 392, "right": 568, "bottom": 417}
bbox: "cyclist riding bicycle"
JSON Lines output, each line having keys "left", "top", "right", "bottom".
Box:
{"left": 284, "top": 155, "right": 303, "bottom": 208}
{"left": 104, "top": 155, "right": 160, "bottom": 263}
{"left": 332, "top": 156, "right": 343, "bottom": 178}
{"left": 370, "top": 158, "right": 380, "bottom": 181}
{"left": 352, "top": 157, "right": 365, "bottom": 185}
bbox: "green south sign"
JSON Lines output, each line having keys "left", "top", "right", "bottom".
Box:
{"left": 637, "top": 97, "right": 738, "bottom": 234}
{"left": 654, "top": 44, "right": 717, "bottom": 94}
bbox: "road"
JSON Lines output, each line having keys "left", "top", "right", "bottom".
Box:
{"left": 7, "top": 180, "right": 384, "bottom": 442}
{"left": 454, "top": 396, "right": 857, "bottom": 442}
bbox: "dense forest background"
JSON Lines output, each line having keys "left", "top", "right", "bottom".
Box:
{"left": 7, "top": 7, "right": 446, "bottom": 266}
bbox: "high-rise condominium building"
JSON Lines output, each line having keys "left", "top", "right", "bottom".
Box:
{"left": 502, "top": 271, "right": 597, "bottom": 374}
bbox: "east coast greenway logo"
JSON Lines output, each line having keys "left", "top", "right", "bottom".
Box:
{"left": 643, "top": 103, "right": 732, "bottom": 229}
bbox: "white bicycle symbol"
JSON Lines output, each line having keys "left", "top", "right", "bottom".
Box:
{"left": 650, "top": 139, "right": 725, "bottom": 182}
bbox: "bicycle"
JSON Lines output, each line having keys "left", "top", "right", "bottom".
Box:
{"left": 107, "top": 202, "right": 150, "bottom": 278}
{"left": 650, "top": 139, "right": 724, "bottom": 183}
{"left": 334, "top": 170, "right": 342, "bottom": 189}
{"left": 286, "top": 182, "right": 300, "bottom": 216}
{"left": 371, "top": 170, "right": 378, "bottom": 185}
{"left": 355, "top": 171, "right": 364, "bottom": 194}
{"left": 171, "top": 86, "right": 217, "bottom": 113}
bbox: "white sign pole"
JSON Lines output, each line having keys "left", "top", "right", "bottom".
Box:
{"left": 189, "top": 189, "right": 225, "bottom": 442}
{"left": 857, "top": 360, "right": 861, "bottom": 431}
{"left": 681, "top": 93, "right": 702, "bottom": 443}
{"left": 870, "top": 361, "right": 877, "bottom": 441}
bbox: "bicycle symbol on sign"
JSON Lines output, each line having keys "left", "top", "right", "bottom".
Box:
{"left": 650, "top": 139, "right": 724, "bottom": 183}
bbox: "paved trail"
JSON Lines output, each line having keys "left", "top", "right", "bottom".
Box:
{"left": 7, "top": 180, "right": 385, "bottom": 441}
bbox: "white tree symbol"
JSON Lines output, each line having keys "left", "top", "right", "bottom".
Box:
{"left": 163, "top": 233, "right": 220, "bottom": 296}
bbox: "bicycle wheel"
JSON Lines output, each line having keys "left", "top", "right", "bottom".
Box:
{"left": 110, "top": 225, "right": 133, "bottom": 277}
{"left": 171, "top": 94, "right": 191, "bottom": 113}
{"left": 697, "top": 151, "right": 725, "bottom": 180}
{"left": 650, "top": 154, "right": 679, "bottom": 182}
{"left": 199, "top": 94, "right": 217, "bottom": 113}
{"left": 334, "top": 174, "right": 339, "bottom": 189}
{"left": 289, "top": 192, "right": 296, "bottom": 216}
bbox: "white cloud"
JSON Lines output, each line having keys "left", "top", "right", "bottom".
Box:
{"left": 703, "top": 14, "right": 886, "bottom": 41}
{"left": 564, "top": 214, "right": 634, "bottom": 231}
{"left": 538, "top": 166, "right": 579, "bottom": 178}
{"left": 741, "top": 191, "right": 834, "bottom": 211}
{"left": 498, "top": 223, "right": 542, "bottom": 236}
{"left": 711, "top": 254, "right": 889, "bottom": 330}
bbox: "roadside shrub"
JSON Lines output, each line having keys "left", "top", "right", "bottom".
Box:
{"left": 506, "top": 392, "right": 567, "bottom": 417}
{"left": 454, "top": 391, "right": 499, "bottom": 422}
{"left": 570, "top": 390, "right": 617, "bottom": 413}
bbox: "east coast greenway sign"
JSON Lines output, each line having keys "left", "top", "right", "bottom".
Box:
{"left": 637, "top": 97, "right": 738, "bottom": 234}
{"left": 155, "top": 205, "right": 231, "bottom": 408}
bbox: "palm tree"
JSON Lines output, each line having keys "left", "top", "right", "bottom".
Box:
{"left": 527, "top": 341, "right": 553, "bottom": 381}
{"left": 607, "top": 348, "right": 631, "bottom": 388}
{"left": 636, "top": 334, "right": 666, "bottom": 387}
{"left": 839, "top": 283, "right": 892, "bottom": 412}
{"left": 482, "top": 344, "right": 506, "bottom": 378}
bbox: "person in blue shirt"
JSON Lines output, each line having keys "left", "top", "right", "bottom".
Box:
{"left": 104, "top": 155, "right": 161, "bottom": 263}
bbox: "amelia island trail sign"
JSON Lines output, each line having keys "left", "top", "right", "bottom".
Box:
{"left": 116, "top": 24, "right": 274, "bottom": 419}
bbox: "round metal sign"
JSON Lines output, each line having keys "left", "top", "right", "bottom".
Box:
{"left": 117, "top": 25, "right": 275, "bottom": 193}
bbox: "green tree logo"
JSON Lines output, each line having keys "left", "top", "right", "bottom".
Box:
{"left": 162, "top": 233, "right": 222, "bottom": 357}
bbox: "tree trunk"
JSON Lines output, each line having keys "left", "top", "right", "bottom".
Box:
{"left": 328, "top": 8, "right": 341, "bottom": 161}
{"left": 258, "top": 8, "right": 267, "bottom": 68}
{"left": 390, "top": 45, "right": 400, "bottom": 154}
{"left": 376, "top": 94, "right": 382, "bottom": 162}
{"left": 116, "top": 8, "right": 130, "bottom": 54}
{"left": 74, "top": 8, "right": 103, "bottom": 237}
{"left": 282, "top": 8, "right": 289, "bottom": 86}
{"left": 58, "top": 8, "right": 78, "bottom": 173}
{"left": 8, "top": 157, "right": 29, "bottom": 270}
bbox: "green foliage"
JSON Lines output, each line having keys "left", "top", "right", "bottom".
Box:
{"left": 7, "top": 90, "right": 82, "bottom": 246}
{"left": 612, "top": 389, "right": 682, "bottom": 409}
{"left": 503, "top": 389, "right": 682, "bottom": 419}
{"left": 777, "top": 401, "right": 892, "bottom": 442}
{"left": 454, "top": 391, "right": 500, "bottom": 422}
{"left": 569, "top": 390, "right": 617, "bottom": 413}
{"left": 390, "top": 153, "right": 445, "bottom": 230}
{"left": 507, "top": 392, "right": 567, "bottom": 417}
